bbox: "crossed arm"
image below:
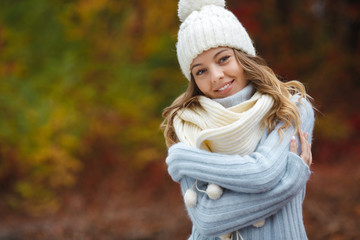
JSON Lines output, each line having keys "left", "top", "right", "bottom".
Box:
{"left": 167, "top": 97, "right": 314, "bottom": 193}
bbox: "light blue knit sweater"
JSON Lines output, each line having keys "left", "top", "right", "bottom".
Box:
{"left": 166, "top": 86, "right": 315, "bottom": 240}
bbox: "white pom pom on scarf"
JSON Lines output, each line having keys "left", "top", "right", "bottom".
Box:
{"left": 178, "top": 0, "right": 226, "bottom": 22}
{"left": 206, "top": 183, "right": 223, "bottom": 200}
{"left": 184, "top": 188, "right": 197, "bottom": 208}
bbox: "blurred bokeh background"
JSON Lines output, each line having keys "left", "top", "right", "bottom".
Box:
{"left": 0, "top": 0, "right": 359, "bottom": 239}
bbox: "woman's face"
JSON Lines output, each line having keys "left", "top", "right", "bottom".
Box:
{"left": 190, "top": 47, "right": 248, "bottom": 99}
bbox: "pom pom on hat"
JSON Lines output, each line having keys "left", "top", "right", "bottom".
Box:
{"left": 178, "top": 0, "right": 225, "bottom": 22}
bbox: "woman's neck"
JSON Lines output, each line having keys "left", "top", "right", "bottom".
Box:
{"left": 212, "top": 83, "right": 255, "bottom": 108}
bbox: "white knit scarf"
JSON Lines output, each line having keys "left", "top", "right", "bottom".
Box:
{"left": 174, "top": 91, "right": 274, "bottom": 155}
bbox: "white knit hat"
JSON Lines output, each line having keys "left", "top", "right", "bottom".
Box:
{"left": 176, "top": 0, "right": 256, "bottom": 80}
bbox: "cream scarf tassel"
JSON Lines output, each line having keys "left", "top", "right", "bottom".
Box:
{"left": 174, "top": 91, "right": 274, "bottom": 234}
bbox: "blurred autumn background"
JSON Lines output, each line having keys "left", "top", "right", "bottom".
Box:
{"left": 0, "top": 0, "right": 359, "bottom": 239}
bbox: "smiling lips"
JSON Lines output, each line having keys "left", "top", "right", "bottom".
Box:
{"left": 216, "top": 80, "right": 234, "bottom": 92}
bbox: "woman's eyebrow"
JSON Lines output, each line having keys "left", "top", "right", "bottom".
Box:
{"left": 191, "top": 63, "right": 202, "bottom": 71}
{"left": 214, "top": 49, "right": 229, "bottom": 59}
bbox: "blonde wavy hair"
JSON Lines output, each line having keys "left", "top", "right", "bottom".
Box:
{"left": 161, "top": 49, "right": 311, "bottom": 148}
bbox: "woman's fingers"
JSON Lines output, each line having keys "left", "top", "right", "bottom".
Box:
{"left": 299, "top": 130, "right": 312, "bottom": 166}
{"left": 299, "top": 130, "right": 307, "bottom": 158}
{"left": 289, "top": 130, "right": 313, "bottom": 166}
{"left": 290, "top": 136, "right": 297, "bottom": 154}
{"left": 304, "top": 132, "right": 313, "bottom": 166}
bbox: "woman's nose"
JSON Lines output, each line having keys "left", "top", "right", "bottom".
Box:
{"left": 210, "top": 66, "right": 224, "bottom": 83}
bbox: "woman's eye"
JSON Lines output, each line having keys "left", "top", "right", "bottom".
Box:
{"left": 196, "top": 69, "right": 206, "bottom": 76}
{"left": 219, "top": 56, "right": 230, "bottom": 63}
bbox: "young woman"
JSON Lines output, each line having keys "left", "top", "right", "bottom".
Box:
{"left": 162, "top": 0, "right": 315, "bottom": 239}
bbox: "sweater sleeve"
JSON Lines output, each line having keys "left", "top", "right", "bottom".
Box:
{"left": 180, "top": 152, "right": 311, "bottom": 237}
{"left": 166, "top": 97, "right": 315, "bottom": 193}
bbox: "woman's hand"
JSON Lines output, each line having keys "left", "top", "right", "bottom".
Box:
{"left": 290, "top": 130, "right": 312, "bottom": 166}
